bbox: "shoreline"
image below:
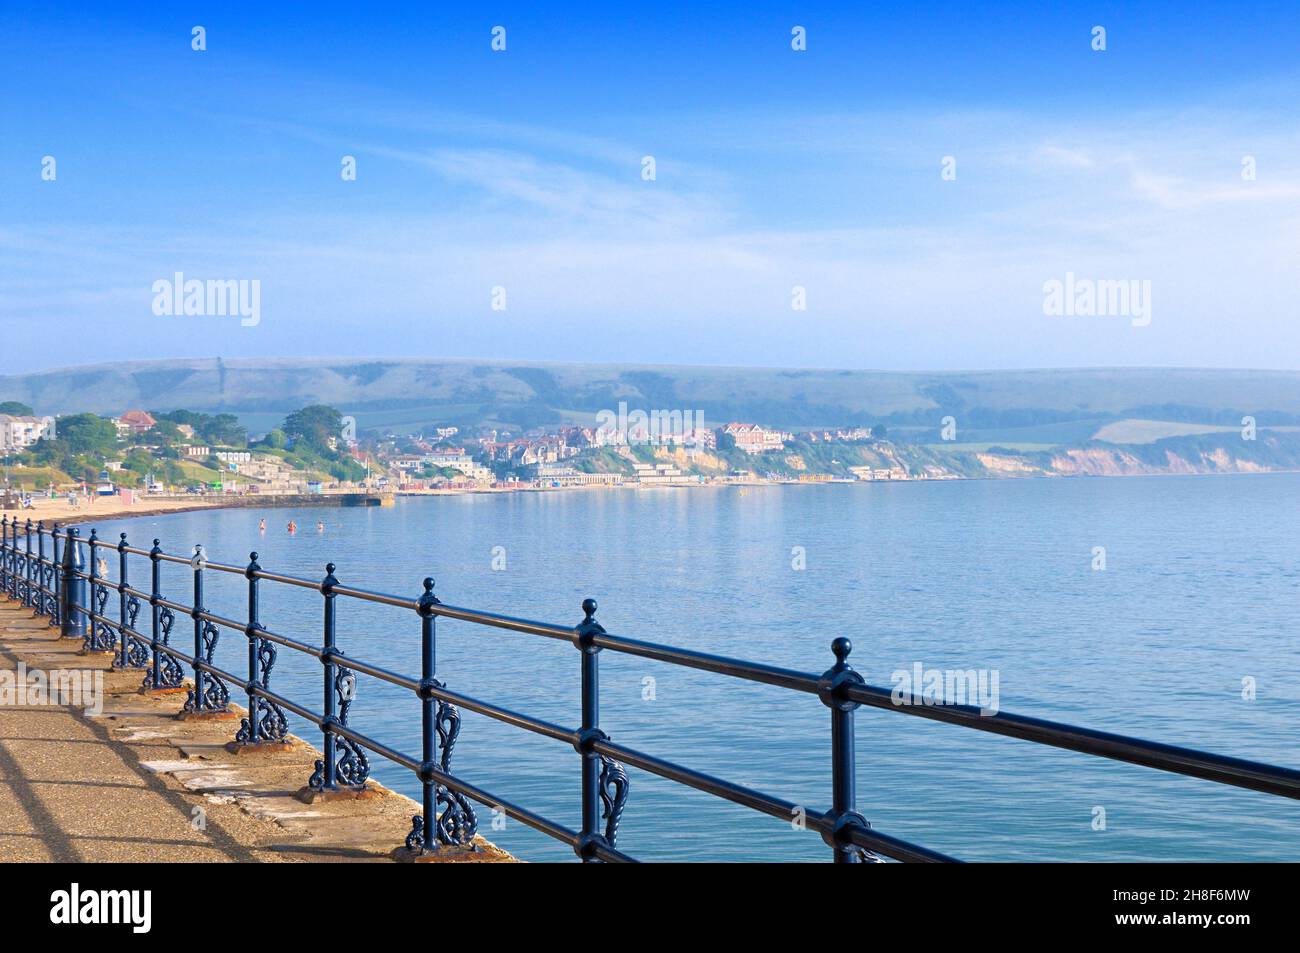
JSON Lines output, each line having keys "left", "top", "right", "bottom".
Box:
{"left": 0, "top": 492, "right": 356, "bottom": 528}
{"left": 4, "top": 465, "right": 1297, "bottom": 530}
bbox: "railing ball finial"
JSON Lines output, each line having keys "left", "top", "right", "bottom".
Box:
{"left": 417, "top": 577, "right": 439, "bottom": 614}
{"left": 820, "top": 637, "right": 863, "bottom": 713}
{"left": 576, "top": 598, "right": 604, "bottom": 649}
{"left": 326, "top": 562, "right": 336, "bottom": 575}
{"left": 831, "top": 637, "right": 852, "bottom": 668}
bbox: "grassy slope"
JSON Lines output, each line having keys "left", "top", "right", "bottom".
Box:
{"left": 5, "top": 360, "right": 1300, "bottom": 434}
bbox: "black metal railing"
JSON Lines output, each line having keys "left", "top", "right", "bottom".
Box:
{"left": 1, "top": 514, "right": 1298, "bottom": 863}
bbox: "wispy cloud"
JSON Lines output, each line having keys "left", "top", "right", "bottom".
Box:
{"left": 7, "top": 60, "right": 1300, "bottom": 371}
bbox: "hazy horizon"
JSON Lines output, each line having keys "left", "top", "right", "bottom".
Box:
{"left": 12, "top": 354, "right": 1300, "bottom": 380}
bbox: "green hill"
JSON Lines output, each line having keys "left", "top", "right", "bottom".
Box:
{"left": 4, "top": 358, "right": 1298, "bottom": 441}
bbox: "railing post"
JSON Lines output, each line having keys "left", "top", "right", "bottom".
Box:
{"left": 179, "top": 544, "right": 231, "bottom": 716}
{"left": 9, "top": 515, "right": 20, "bottom": 600}
{"left": 412, "top": 577, "right": 442, "bottom": 854}
{"left": 322, "top": 563, "right": 339, "bottom": 790}
{"left": 10, "top": 515, "right": 21, "bottom": 601}
{"left": 10, "top": 515, "right": 20, "bottom": 600}
{"left": 33, "top": 521, "right": 46, "bottom": 616}
{"left": 141, "top": 539, "right": 183, "bottom": 693}
{"left": 304, "top": 563, "right": 369, "bottom": 800}
{"left": 7, "top": 515, "right": 15, "bottom": 598}
{"left": 6, "top": 515, "right": 16, "bottom": 598}
{"left": 5, "top": 515, "right": 15, "bottom": 598}
{"left": 244, "top": 553, "right": 262, "bottom": 744}
{"left": 578, "top": 599, "right": 601, "bottom": 860}
{"left": 111, "top": 532, "right": 144, "bottom": 668}
{"left": 818, "top": 638, "right": 875, "bottom": 863}
{"left": 0, "top": 515, "right": 9, "bottom": 595}
{"left": 572, "top": 598, "right": 629, "bottom": 862}
{"left": 14, "top": 516, "right": 24, "bottom": 604}
{"left": 49, "top": 523, "right": 61, "bottom": 627}
{"left": 191, "top": 545, "right": 205, "bottom": 708}
{"left": 116, "top": 533, "right": 129, "bottom": 666}
{"left": 60, "top": 527, "right": 86, "bottom": 641}
{"left": 233, "top": 552, "right": 288, "bottom": 750}
{"left": 86, "top": 527, "right": 98, "bottom": 648}
{"left": 148, "top": 538, "right": 163, "bottom": 686}
{"left": 399, "top": 577, "right": 477, "bottom": 857}
{"left": 22, "top": 518, "right": 33, "bottom": 608}
{"left": 83, "top": 527, "right": 114, "bottom": 652}
{"left": 149, "top": 540, "right": 162, "bottom": 686}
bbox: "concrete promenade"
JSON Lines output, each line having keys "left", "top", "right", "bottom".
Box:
{"left": 0, "top": 599, "right": 511, "bottom": 863}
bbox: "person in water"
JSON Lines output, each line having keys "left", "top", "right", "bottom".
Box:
{"left": 287, "top": 521, "right": 297, "bottom": 534}
{"left": 259, "top": 518, "right": 266, "bottom": 533}
{"left": 316, "top": 520, "right": 325, "bottom": 533}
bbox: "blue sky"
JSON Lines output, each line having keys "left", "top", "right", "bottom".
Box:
{"left": 3, "top": 2, "right": 1300, "bottom": 371}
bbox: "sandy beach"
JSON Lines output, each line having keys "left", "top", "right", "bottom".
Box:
{"left": 0, "top": 494, "right": 236, "bottom": 527}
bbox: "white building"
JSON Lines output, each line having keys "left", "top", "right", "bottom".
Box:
{"left": 0, "top": 414, "right": 54, "bottom": 451}
{"left": 424, "top": 448, "right": 494, "bottom": 483}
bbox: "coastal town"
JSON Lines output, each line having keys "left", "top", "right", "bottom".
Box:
{"left": 0, "top": 402, "right": 922, "bottom": 514}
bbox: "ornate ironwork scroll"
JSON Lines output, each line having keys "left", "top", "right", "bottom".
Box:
{"left": 309, "top": 665, "right": 370, "bottom": 789}
{"left": 433, "top": 697, "right": 478, "bottom": 844}
{"left": 42, "top": 563, "right": 59, "bottom": 626}
{"left": 143, "top": 605, "right": 185, "bottom": 690}
{"left": 182, "top": 620, "right": 230, "bottom": 713}
{"left": 598, "top": 754, "right": 630, "bottom": 848}
{"left": 117, "top": 596, "right": 150, "bottom": 668}
{"left": 236, "top": 637, "right": 289, "bottom": 743}
{"left": 84, "top": 582, "right": 118, "bottom": 652}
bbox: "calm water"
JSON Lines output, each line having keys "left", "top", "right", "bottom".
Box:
{"left": 93, "top": 473, "right": 1300, "bottom": 862}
